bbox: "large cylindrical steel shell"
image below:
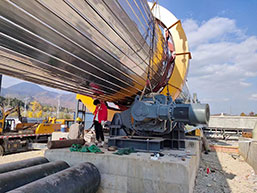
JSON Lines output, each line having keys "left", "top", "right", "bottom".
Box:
{"left": 0, "top": 157, "right": 49, "bottom": 174}
{"left": 0, "top": 161, "right": 69, "bottom": 192}
{"left": 9, "top": 162, "right": 101, "bottom": 193}
{"left": 0, "top": 0, "right": 168, "bottom": 105}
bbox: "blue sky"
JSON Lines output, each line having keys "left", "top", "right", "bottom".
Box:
{"left": 158, "top": 0, "right": 257, "bottom": 36}
{"left": 157, "top": 0, "right": 257, "bottom": 115}
{"left": 2, "top": 1, "right": 257, "bottom": 114}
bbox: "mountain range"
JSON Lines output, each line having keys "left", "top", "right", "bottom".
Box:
{"left": 1, "top": 82, "right": 76, "bottom": 109}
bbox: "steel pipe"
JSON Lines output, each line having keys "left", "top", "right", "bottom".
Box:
{"left": 47, "top": 139, "right": 85, "bottom": 149}
{"left": 0, "top": 157, "right": 49, "bottom": 174}
{"left": 0, "top": 161, "right": 69, "bottom": 192}
{"left": 10, "top": 162, "right": 101, "bottom": 193}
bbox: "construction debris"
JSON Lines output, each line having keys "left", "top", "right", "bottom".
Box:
{"left": 113, "top": 147, "right": 136, "bottom": 156}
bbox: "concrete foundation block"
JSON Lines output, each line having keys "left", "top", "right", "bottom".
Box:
{"left": 239, "top": 138, "right": 257, "bottom": 174}
{"left": 45, "top": 139, "right": 200, "bottom": 193}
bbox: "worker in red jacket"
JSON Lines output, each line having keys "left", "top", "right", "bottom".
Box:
{"left": 93, "top": 99, "right": 107, "bottom": 146}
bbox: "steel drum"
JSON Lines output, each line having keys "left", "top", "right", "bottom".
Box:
{"left": 0, "top": 0, "right": 190, "bottom": 108}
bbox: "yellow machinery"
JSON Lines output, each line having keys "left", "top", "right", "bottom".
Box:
{"left": 0, "top": 105, "right": 22, "bottom": 134}
{"left": 0, "top": 105, "right": 74, "bottom": 155}
{"left": 36, "top": 117, "right": 74, "bottom": 134}
{"left": 46, "top": 117, "right": 74, "bottom": 128}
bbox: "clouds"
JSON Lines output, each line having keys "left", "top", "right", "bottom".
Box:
{"left": 183, "top": 17, "right": 257, "bottom": 114}
{"left": 249, "top": 94, "right": 257, "bottom": 101}
{"left": 184, "top": 17, "right": 246, "bottom": 47}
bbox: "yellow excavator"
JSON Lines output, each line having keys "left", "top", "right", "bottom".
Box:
{"left": 0, "top": 105, "right": 73, "bottom": 156}
{"left": 0, "top": 105, "right": 23, "bottom": 133}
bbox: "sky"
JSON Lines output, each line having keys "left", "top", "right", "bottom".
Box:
{"left": 1, "top": 76, "right": 68, "bottom": 94}
{"left": 158, "top": 0, "right": 257, "bottom": 115}
{"left": 1, "top": 0, "right": 257, "bottom": 114}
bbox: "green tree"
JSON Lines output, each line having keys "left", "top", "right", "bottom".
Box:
{"left": 64, "top": 114, "right": 72, "bottom": 119}
{"left": 42, "top": 106, "right": 48, "bottom": 112}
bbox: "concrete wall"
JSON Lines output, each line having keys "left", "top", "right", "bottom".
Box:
{"left": 239, "top": 139, "right": 257, "bottom": 174}
{"left": 45, "top": 140, "right": 200, "bottom": 193}
{"left": 209, "top": 116, "right": 257, "bottom": 129}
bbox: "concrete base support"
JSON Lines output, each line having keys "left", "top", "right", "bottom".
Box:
{"left": 239, "top": 138, "right": 257, "bottom": 174}
{"left": 45, "top": 139, "right": 200, "bottom": 193}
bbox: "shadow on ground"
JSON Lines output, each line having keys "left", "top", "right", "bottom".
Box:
{"left": 194, "top": 150, "right": 233, "bottom": 193}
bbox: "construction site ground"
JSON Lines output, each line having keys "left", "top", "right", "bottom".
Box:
{"left": 194, "top": 151, "right": 257, "bottom": 193}
{"left": 194, "top": 137, "right": 257, "bottom": 193}
{"left": 0, "top": 150, "right": 45, "bottom": 164}
{"left": 0, "top": 141, "right": 256, "bottom": 193}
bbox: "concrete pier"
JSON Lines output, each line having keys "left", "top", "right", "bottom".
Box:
{"left": 239, "top": 138, "right": 257, "bottom": 174}
{"left": 209, "top": 115, "right": 257, "bottom": 129}
{"left": 45, "top": 139, "right": 200, "bottom": 193}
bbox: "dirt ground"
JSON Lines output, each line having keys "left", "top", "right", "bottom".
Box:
{"left": 0, "top": 150, "right": 45, "bottom": 164}
{"left": 194, "top": 151, "right": 257, "bottom": 193}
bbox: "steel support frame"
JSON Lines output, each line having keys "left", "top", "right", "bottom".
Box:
{"left": 108, "top": 124, "right": 186, "bottom": 152}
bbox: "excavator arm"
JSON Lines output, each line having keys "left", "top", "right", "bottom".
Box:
{"left": 4, "top": 106, "right": 22, "bottom": 122}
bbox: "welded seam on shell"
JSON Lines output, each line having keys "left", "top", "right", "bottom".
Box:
{"left": 21, "top": 0, "right": 149, "bottom": 88}
{"left": 62, "top": 0, "right": 160, "bottom": 84}
{"left": 125, "top": 0, "right": 163, "bottom": 62}
{"left": 0, "top": 53, "right": 114, "bottom": 99}
{"left": 101, "top": 0, "right": 154, "bottom": 92}
{"left": 0, "top": 45, "right": 115, "bottom": 96}
{"left": 36, "top": 0, "right": 154, "bottom": 84}
{"left": 103, "top": 0, "right": 153, "bottom": 63}
{"left": 80, "top": 0, "right": 158, "bottom": 89}
{"left": 0, "top": 53, "right": 116, "bottom": 99}
{"left": 84, "top": 0, "right": 163, "bottom": 77}
{"left": 0, "top": 50, "right": 122, "bottom": 102}
{"left": 0, "top": 17, "right": 136, "bottom": 96}
{"left": 140, "top": 1, "right": 167, "bottom": 70}
{"left": 0, "top": 62, "right": 115, "bottom": 101}
{"left": 0, "top": 63, "right": 92, "bottom": 97}
{"left": 0, "top": 14, "right": 136, "bottom": 96}
{"left": 124, "top": 0, "right": 166, "bottom": 84}
{"left": 126, "top": 0, "right": 159, "bottom": 49}
{"left": 134, "top": 0, "right": 174, "bottom": 87}
{"left": 139, "top": 0, "right": 154, "bottom": 23}
{"left": 0, "top": 31, "right": 130, "bottom": 98}
{"left": 113, "top": 0, "right": 162, "bottom": 83}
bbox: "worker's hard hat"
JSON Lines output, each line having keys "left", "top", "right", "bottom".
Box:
{"left": 76, "top": 117, "right": 82, "bottom": 122}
